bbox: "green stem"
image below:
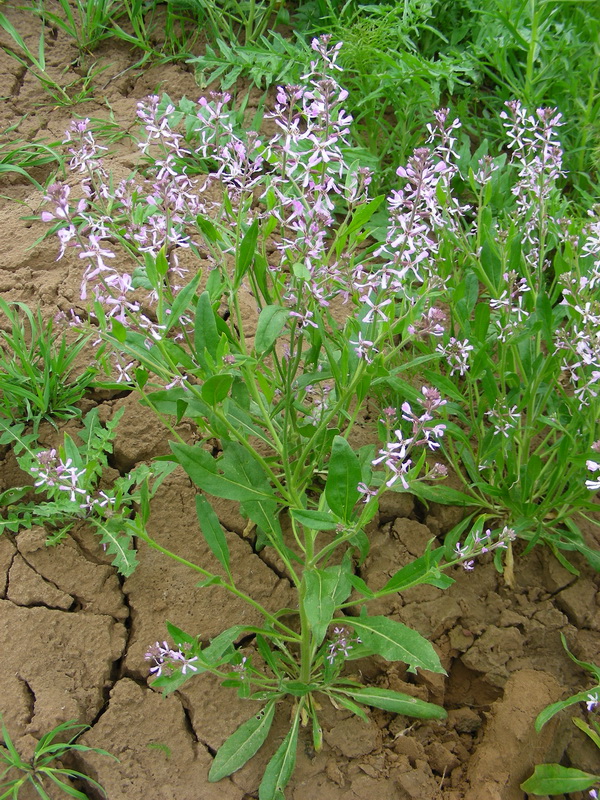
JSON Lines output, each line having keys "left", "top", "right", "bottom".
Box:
{"left": 137, "top": 529, "right": 300, "bottom": 640}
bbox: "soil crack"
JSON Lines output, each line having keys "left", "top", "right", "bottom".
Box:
{"left": 0, "top": 546, "right": 16, "bottom": 598}
{"left": 17, "top": 675, "right": 36, "bottom": 725}
{"left": 16, "top": 549, "right": 76, "bottom": 597}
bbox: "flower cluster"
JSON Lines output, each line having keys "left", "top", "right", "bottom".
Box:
{"left": 326, "top": 626, "right": 361, "bottom": 664}
{"left": 500, "top": 100, "right": 564, "bottom": 266}
{"left": 372, "top": 387, "right": 447, "bottom": 489}
{"left": 454, "top": 525, "right": 517, "bottom": 571}
{"left": 489, "top": 270, "right": 532, "bottom": 343}
{"left": 555, "top": 234, "right": 600, "bottom": 408}
{"left": 30, "top": 449, "right": 87, "bottom": 505}
{"left": 485, "top": 402, "right": 521, "bottom": 439}
{"left": 144, "top": 641, "right": 199, "bottom": 677}
{"left": 29, "top": 449, "right": 116, "bottom": 514}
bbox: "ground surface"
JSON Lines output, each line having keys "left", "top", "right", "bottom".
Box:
{"left": 0, "top": 7, "right": 599, "bottom": 799}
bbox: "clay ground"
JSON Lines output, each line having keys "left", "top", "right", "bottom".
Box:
{"left": 0, "top": 6, "right": 599, "bottom": 799}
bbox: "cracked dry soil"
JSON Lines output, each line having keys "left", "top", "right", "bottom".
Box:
{"left": 1, "top": 6, "right": 599, "bottom": 798}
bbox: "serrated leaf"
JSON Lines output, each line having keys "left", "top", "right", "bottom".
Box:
{"left": 337, "top": 614, "right": 445, "bottom": 674}
{"left": 341, "top": 687, "right": 447, "bottom": 719}
{"left": 209, "top": 701, "right": 276, "bottom": 781}
{"left": 94, "top": 519, "right": 137, "bottom": 577}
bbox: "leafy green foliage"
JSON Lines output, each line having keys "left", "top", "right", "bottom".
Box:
{"left": 189, "top": 33, "right": 311, "bottom": 89}
{"left": 0, "top": 409, "right": 173, "bottom": 575}
{"left": 0, "top": 716, "right": 116, "bottom": 799}
{"left": 521, "top": 764, "right": 599, "bottom": 795}
{"left": 0, "top": 300, "right": 97, "bottom": 428}
{"left": 208, "top": 701, "right": 276, "bottom": 781}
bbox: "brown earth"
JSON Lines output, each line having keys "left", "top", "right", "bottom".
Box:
{"left": 1, "top": 5, "right": 599, "bottom": 799}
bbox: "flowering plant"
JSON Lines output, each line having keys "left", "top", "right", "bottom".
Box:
{"left": 0, "top": 409, "right": 172, "bottom": 569}
{"left": 376, "top": 100, "right": 600, "bottom": 576}
{"left": 38, "top": 35, "right": 599, "bottom": 795}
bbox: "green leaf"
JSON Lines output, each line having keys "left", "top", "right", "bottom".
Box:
{"left": 258, "top": 713, "right": 300, "bottom": 800}
{"left": 254, "top": 305, "right": 289, "bottom": 355}
{"left": 337, "top": 614, "right": 445, "bottom": 674}
{"left": 201, "top": 373, "right": 233, "bottom": 404}
{"left": 408, "top": 482, "right": 475, "bottom": 506}
{"left": 344, "top": 195, "right": 385, "bottom": 236}
{"left": 203, "top": 625, "right": 247, "bottom": 663}
{"left": 94, "top": 519, "right": 138, "bottom": 577}
{"left": 560, "top": 632, "right": 600, "bottom": 682}
{"left": 303, "top": 569, "right": 336, "bottom": 647}
{"left": 348, "top": 574, "right": 376, "bottom": 598}
{"left": 196, "top": 214, "right": 221, "bottom": 242}
{"left": 165, "top": 621, "right": 196, "bottom": 649}
{"left": 171, "top": 442, "right": 275, "bottom": 502}
{"left": 325, "top": 436, "right": 361, "bottom": 522}
{"left": 520, "top": 764, "right": 599, "bottom": 794}
{"left": 302, "top": 562, "right": 353, "bottom": 647}
{"left": 381, "top": 548, "right": 452, "bottom": 593}
{"left": 235, "top": 219, "right": 259, "bottom": 287}
{"left": 195, "top": 495, "right": 231, "bottom": 578}
{"left": 167, "top": 271, "right": 202, "bottom": 331}
{"left": 340, "top": 687, "right": 447, "bottom": 719}
{"left": 290, "top": 508, "right": 338, "bottom": 531}
{"left": 209, "top": 701, "right": 276, "bottom": 781}
{"left": 329, "top": 693, "right": 370, "bottom": 722}
{"left": 195, "top": 292, "right": 220, "bottom": 367}
{"left": 534, "top": 688, "right": 600, "bottom": 732}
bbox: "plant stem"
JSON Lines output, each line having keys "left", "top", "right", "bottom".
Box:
{"left": 137, "top": 529, "right": 300, "bottom": 640}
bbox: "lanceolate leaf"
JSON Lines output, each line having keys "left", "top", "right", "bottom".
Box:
{"left": 381, "top": 548, "right": 452, "bottom": 594}
{"left": 195, "top": 291, "right": 220, "bottom": 367}
{"left": 339, "top": 687, "right": 447, "bottom": 719}
{"left": 258, "top": 713, "right": 300, "bottom": 800}
{"left": 520, "top": 764, "right": 598, "bottom": 794}
{"left": 407, "top": 482, "right": 475, "bottom": 506}
{"left": 534, "top": 689, "right": 599, "bottom": 732}
{"left": 325, "top": 436, "right": 361, "bottom": 522}
{"left": 195, "top": 494, "right": 231, "bottom": 578}
{"left": 303, "top": 569, "right": 336, "bottom": 647}
{"left": 335, "top": 614, "right": 445, "bottom": 674}
{"left": 254, "top": 305, "right": 289, "bottom": 355}
{"left": 290, "top": 508, "right": 338, "bottom": 530}
{"left": 209, "top": 701, "right": 276, "bottom": 781}
{"left": 167, "top": 271, "right": 202, "bottom": 331}
{"left": 235, "top": 219, "right": 259, "bottom": 287}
